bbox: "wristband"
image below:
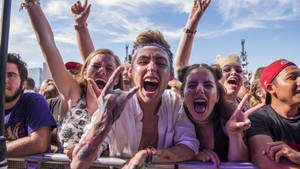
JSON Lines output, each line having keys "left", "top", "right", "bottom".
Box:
{"left": 183, "top": 27, "right": 197, "bottom": 35}
{"left": 53, "top": 147, "right": 58, "bottom": 153}
{"left": 146, "top": 148, "right": 152, "bottom": 164}
{"left": 75, "top": 23, "right": 88, "bottom": 30}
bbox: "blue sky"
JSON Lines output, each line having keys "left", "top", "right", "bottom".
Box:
{"left": 5, "top": 0, "right": 300, "bottom": 78}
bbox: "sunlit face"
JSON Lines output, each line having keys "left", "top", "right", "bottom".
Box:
{"left": 238, "top": 78, "right": 251, "bottom": 98}
{"left": 5, "top": 63, "right": 23, "bottom": 102}
{"left": 85, "top": 54, "right": 118, "bottom": 93}
{"left": 183, "top": 68, "right": 219, "bottom": 122}
{"left": 271, "top": 65, "right": 300, "bottom": 106}
{"left": 122, "top": 61, "right": 133, "bottom": 91}
{"left": 220, "top": 63, "right": 243, "bottom": 96}
{"left": 130, "top": 46, "right": 173, "bottom": 104}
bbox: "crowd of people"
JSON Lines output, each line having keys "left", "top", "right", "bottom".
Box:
{"left": 3, "top": 0, "right": 300, "bottom": 169}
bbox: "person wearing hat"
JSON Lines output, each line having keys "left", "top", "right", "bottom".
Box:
{"left": 246, "top": 59, "right": 300, "bottom": 168}
{"left": 65, "top": 61, "right": 82, "bottom": 78}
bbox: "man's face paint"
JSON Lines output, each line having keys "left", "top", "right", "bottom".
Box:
{"left": 130, "top": 46, "right": 173, "bottom": 104}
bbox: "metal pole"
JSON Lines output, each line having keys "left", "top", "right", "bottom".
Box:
{"left": 0, "top": 0, "right": 12, "bottom": 168}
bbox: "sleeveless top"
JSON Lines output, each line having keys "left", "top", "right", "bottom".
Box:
{"left": 57, "top": 96, "right": 90, "bottom": 151}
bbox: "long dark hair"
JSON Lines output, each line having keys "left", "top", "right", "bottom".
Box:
{"left": 178, "top": 64, "right": 230, "bottom": 127}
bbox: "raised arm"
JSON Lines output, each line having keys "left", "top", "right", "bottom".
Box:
{"left": 71, "top": 0, "right": 95, "bottom": 61}
{"left": 174, "top": 0, "right": 210, "bottom": 72}
{"left": 71, "top": 67, "right": 138, "bottom": 169}
{"left": 225, "top": 94, "right": 265, "bottom": 162}
{"left": 23, "top": 0, "right": 81, "bottom": 105}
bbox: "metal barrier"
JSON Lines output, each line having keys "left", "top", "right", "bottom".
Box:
{"left": 7, "top": 153, "right": 258, "bottom": 169}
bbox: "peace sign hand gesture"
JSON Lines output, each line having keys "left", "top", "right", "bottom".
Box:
{"left": 225, "top": 94, "right": 265, "bottom": 136}
{"left": 93, "top": 66, "right": 138, "bottom": 123}
{"left": 71, "top": 0, "right": 91, "bottom": 25}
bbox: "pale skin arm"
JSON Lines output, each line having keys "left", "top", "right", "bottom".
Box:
{"left": 71, "top": 0, "right": 95, "bottom": 61}
{"left": 71, "top": 67, "right": 139, "bottom": 169}
{"left": 226, "top": 94, "right": 265, "bottom": 162}
{"left": 25, "top": 2, "right": 81, "bottom": 107}
{"left": 122, "top": 144, "right": 195, "bottom": 169}
{"left": 174, "top": 0, "right": 210, "bottom": 72}
{"left": 248, "top": 135, "right": 300, "bottom": 169}
{"left": 6, "top": 126, "right": 51, "bottom": 157}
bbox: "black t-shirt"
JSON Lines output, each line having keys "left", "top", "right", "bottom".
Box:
{"left": 247, "top": 105, "right": 300, "bottom": 151}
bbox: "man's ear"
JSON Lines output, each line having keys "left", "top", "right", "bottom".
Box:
{"left": 267, "top": 84, "right": 276, "bottom": 95}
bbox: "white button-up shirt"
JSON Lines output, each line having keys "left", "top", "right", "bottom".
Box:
{"left": 96, "top": 90, "right": 199, "bottom": 158}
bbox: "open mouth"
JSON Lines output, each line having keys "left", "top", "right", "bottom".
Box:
{"left": 123, "top": 79, "right": 131, "bottom": 85}
{"left": 194, "top": 100, "right": 207, "bottom": 114}
{"left": 143, "top": 79, "right": 159, "bottom": 92}
{"left": 95, "top": 79, "right": 106, "bottom": 89}
{"left": 227, "top": 79, "right": 238, "bottom": 86}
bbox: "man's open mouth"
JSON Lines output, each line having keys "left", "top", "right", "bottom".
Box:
{"left": 143, "top": 79, "right": 159, "bottom": 93}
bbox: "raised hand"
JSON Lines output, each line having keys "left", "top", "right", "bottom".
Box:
{"left": 187, "top": 0, "right": 211, "bottom": 29}
{"left": 225, "top": 94, "right": 265, "bottom": 135}
{"left": 97, "top": 66, "right": 139, "bottom": 123}
{"left": 71, "top": 0, "right": 91, "bottom": 25}
{"left": 71, "top": 67, "right": 138, "bottom": 169}
{"left": 263, "top": 141, "right": 300, "bottom": 164}
{"left": 196, "top": 149, "right": 220, "bottom": 168}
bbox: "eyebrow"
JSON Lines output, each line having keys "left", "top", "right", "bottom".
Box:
{"left": 156, "top": 56, "right": 168, "bottom": 61}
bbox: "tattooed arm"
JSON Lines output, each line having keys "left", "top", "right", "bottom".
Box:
{"left": 71, "top": 67, "right": 138, "bottom": 169}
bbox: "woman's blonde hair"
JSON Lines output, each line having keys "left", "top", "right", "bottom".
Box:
{"left": 249, "top": 79, "right": 264, "bottom": 107}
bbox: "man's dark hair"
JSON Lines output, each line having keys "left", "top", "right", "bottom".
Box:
{"left": 26, "top": 77, "right": 35, "bottom": 89}
{"left": 7, "top": 53, "right": 28, "bottom": 83}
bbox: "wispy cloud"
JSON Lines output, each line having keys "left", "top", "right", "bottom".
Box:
{"left": 6, "top": 0, "right": 300, "bottom": 68}
{"left": 210, "top": 0, "right": 300, "bottom": 37}
{"left": 44, "top": 0, "right": 70, "bottom": 19}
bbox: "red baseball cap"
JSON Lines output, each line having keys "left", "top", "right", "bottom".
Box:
{"left": 260, "top": 59, "right": 295, "bottom": 104}
{"left": 65, "top": 61, "right": 82, "bottom": 70}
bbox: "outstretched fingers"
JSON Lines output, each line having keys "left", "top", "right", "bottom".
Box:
{"left": 82, "top": 0, "right": 88, "bottom": 9}
{"left": 244, "top": 102, "right": 265, "bottom": 118}
{"left": 125, "top": 86, "right": 139, "bottom": 100}
{"left": 236, "top": 93, "right": 250, "bottom": 112}
{"left": 87, "top": 78, "right": 101, "bottom": 98}
{"left": 102, "top": 66, "right": 123, "bottom": 96}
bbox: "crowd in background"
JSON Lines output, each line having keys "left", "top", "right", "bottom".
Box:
{"left": 4, "top": 0, "right": 300, "bottom": 169}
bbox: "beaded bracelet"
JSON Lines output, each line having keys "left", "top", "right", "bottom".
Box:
{"left": 183, "top": 27, "right": 197, "bottom": 35}
{"left": 146, "top": 147, "right": 152, "bottom": 163}
{"left": 20, "top": 0, "right": 40, "bottom": 11}
{"left": 74, "top": 23, "right": 88, "bottom": 30}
